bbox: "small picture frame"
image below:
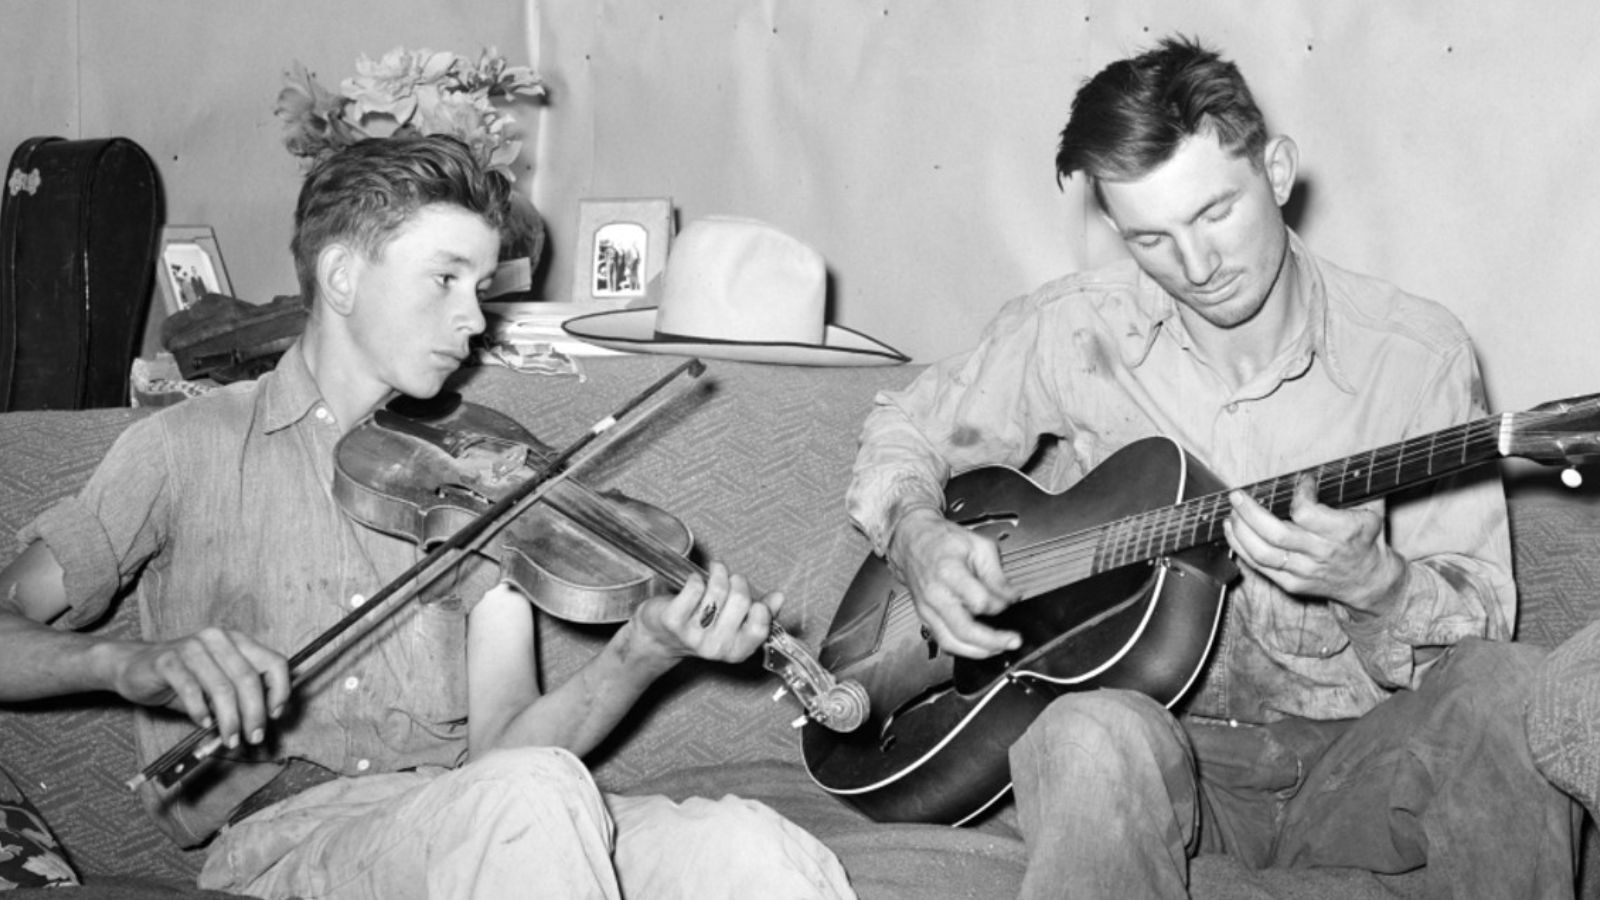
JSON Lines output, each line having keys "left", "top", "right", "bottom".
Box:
{"left": 571, "top": 198, "right": 673, "bottom": 306}
{"left": 157, "top": 225, "right": 232, "bottom": 314}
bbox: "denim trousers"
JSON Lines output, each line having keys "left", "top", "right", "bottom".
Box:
{"left": 198, "top": 746, "right": 855, "bottom": 900}
{"left": 996, "top": 639, "right": 1578, "bottom": 900}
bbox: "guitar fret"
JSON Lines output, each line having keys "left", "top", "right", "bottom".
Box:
{"left": 1097, "top": 517, "right": 1122, "bottom": 571}
{"left": 1084, "top": 408, "right": 1532, "bottom": 577}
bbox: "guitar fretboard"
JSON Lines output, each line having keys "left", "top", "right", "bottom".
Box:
{"left": 995, "top": 413, "right": 1507, "bottom": 596}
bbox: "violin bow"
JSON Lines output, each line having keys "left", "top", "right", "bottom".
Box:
{"left": 129, "top": 358, "right": 708, "bottom": 792}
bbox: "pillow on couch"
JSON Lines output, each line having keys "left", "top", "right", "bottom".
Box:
{"left": 0, "top": 766, "right": 79, "bottom": 889}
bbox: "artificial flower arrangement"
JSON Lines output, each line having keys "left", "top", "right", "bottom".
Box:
{"left": 274, "top": 46, "right": 545, "bottom": 183}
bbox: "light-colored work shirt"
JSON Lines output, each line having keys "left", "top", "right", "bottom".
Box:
{"left": 847, "top": 231, "right": 1515, "bottom": 724}
{"left": 24, "top": 343, "right": 495, "bottom": 844}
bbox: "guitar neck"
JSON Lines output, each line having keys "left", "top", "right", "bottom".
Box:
{"left": 1093, "top": 412, "right": 1508, "bottom": 572}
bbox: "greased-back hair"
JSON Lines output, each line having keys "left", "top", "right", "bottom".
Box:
{"left": 290, "top": 134, "right": 511, "bottom": 305}
{"left": 1056, "top": 36, "right": 1268, "bottom": 207}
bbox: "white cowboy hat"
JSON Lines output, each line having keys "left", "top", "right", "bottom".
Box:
{"left": 562, "top": 216, "right": 908, "bottom": 367}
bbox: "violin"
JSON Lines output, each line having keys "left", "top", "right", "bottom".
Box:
{"left": 131, "top": 361, "right": 867, "bottom": 792}
{"left": 334, "top": 391, "right": 694, "bottom": 625}
{"left": 335, "top": 388, "right": 868, "bottom": 727}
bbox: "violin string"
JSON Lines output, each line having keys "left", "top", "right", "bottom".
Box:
{"left": 303, "top": 362, "right": 714, "bottom": 673}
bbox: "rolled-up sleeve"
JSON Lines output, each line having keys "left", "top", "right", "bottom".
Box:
{"left": 847, "top": 292, "right": 1075, "bottom": 555}
{"left": 18, "top": 417, "right": 172, "bottom": 629}
{"left": 1336, "top": 342, "right": 1515, "bottom": 688}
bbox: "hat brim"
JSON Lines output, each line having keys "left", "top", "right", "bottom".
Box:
{"left": 562, "top": 308, "right": 910, "bottom": 367}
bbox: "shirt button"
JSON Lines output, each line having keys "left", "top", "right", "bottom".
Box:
{"left": 1225, "top": 403, "right": 1239, "bottom": 414}
{"left": 356, "top": 758, "right": 371, "bottom": 772}
{"left": 315, "top": 407, "right": 332, "bottom": 422}
{"left": 349, "top": 593, "right": 365, "bottom": 608}
{"left": 343, "top": 676, "right": 360, "bottom": 692}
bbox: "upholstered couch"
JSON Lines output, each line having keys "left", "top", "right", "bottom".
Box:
{"left": 2, "top": 354, "right": 1597, "bottom": 898}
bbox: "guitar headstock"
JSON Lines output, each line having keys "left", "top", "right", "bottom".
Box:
{"left": 1506, "top": 393, "right": 1600, "bottom": 466}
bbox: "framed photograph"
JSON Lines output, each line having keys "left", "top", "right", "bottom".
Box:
{"left": 570, "top": 198, "right": 674, "bottom": 306}
{"left": 157, "top": 225, "right": 232, "bottom": 315}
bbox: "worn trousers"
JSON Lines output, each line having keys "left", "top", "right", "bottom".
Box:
{"left": 998, "top": 639, "right": 1578, "bottom": 900}
{"left": 198, "top": 746, "right": 855, "bottom": 900}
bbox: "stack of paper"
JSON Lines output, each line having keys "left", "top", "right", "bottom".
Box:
{"left": 481, "top": 301, "right": 628, "bottom": 356}
{"left": 474, "top": 301, "right": 629, "bottom": 377}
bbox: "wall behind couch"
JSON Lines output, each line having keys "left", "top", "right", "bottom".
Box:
{"left": 3, "top": 3, "right": 1595, "bottom": 455}
{"left": 0, "top": 0, "right": 533, "bottom": 353}
{"left": 528, "top": 0, "right": 1599, "bottom": 423}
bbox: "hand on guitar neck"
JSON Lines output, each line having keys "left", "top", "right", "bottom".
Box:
{"left": 890, "top": 468, "right": 1411, "bottom": 662}
{"left": 1223, "top": 473, "right": 1410, "bottom": 618}
{"left": 886, "top": 507, "right": 1023, "bottom": 659}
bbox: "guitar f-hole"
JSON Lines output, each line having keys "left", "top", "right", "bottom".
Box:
{"left": 879, "top": 681, "right": 958, "bottom": 746}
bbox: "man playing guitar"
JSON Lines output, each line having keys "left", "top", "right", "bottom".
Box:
{"left": 846, "top": 35, "right": 1577, "bottom": 899}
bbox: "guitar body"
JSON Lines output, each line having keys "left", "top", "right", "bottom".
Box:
{"left": 803, "top": 436, "right": 1237, "bottom": 824}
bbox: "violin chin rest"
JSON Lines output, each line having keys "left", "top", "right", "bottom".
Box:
{"left": 385, "top": 390, "right": 463, "bottom": 422}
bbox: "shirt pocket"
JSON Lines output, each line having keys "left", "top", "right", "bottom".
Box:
{"left": 1236, "top": 581, "right": 1350, "bottom": 660}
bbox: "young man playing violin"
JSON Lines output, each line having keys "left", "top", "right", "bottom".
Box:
{"left": 0, "top": 135, "right": 854, "bottom": 900}
{"left": 846, "top": 36, "right": 1577, "bottom": 899}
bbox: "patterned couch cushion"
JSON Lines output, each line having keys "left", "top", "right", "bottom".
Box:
{"left": 0, "top": 766, "right": 78, "bottom": 889}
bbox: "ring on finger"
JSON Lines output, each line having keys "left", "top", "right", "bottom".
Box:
{"left": 698, "top": 602, "right": 719, "bottom": 628}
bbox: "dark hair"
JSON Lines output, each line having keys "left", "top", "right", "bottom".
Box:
{"left": 290, "top": 134, "right": 511, "bottom": 304}
{"left": 1055, "top": 36, "right": 1268, "bottom": 206}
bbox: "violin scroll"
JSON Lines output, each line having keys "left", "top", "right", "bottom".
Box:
{"left": 766, "top": 624, "right": 868, "bottom": 733}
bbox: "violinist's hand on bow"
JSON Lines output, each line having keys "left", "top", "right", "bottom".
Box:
{"left": 112, "top": 628, "right": 291, "bottom": 750}
{"left": 0, "top": 540, "right": 290, "bottom": 753}
{"left": 1223, "top": 474, "right": 1408, "bottom": 616}
{"left": 632, "top": 561, "right": 781, "bottom": 666}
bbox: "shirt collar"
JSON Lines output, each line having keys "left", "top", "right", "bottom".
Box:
{"left": 1130, "top": 229, "right": 1356, "bottom": 395}
{"left": 260, "top": 340, "right": 328, "bottom": 434}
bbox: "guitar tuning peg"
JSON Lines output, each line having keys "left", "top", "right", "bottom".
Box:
{"left": 790, "top": 715, "right": 809, "bottom": 729}
{"left": 771, "top": 686, "right": 788, "bottom": 702}
{"left": 1562, "top": 467, "right": 1584, "bottom": 489}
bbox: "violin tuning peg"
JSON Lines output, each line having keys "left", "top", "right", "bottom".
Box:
{"left": 771, "top": 686, "right": 789, "bottom": 702}
{"left": 1562, "top": 467, "right": 1584, "bottom": 489}
{"left": 790, "top": 715, "right": 809, "bottom": 729}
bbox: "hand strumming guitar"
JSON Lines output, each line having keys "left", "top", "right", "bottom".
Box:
{"left": 886, "top": 507, "right": 1021, "bottom": 659}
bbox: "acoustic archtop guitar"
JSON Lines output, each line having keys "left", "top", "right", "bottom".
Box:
{"left": 802, "top": 393, "right": 1600, "bottom": 825}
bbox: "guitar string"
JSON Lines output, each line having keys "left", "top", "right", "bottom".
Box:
{"left": 988, "top": 415, "right": 1519, "bottom": 596}
{"left": 873, "top": 406, "right": 1581, "bottom": 622}
{"left": 1000, "top": 415, "right": 1576, "bottom": 589}
{"left": 998, "top": 418, "right": 1498, "bottom": 585}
